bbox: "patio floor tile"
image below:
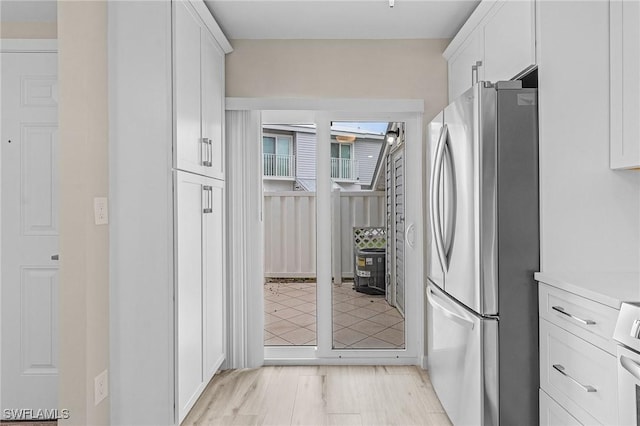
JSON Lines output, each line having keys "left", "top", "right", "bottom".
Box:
{"left": 271, "top": 307, "right": 305, "bottom": 320}
{"left": 333, "top": 328, "right": 368, "bottom": 346}
{"left": 264, "top": 281, "right": 405, "bottom": 350}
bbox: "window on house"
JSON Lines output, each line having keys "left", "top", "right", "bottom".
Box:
{"left": 331, "top": 142, "right": 354, "bottom": 179}
{"left": 263, "top": 134, "right": 294, "bottom": 177}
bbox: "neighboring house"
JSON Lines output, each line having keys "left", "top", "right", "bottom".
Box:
{"left": 262, "top": 124, "right": 386, "bottom": 192}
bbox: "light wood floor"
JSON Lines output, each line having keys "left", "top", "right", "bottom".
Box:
{"left": 182, "top": 366, "right": 452, "bottom": 426}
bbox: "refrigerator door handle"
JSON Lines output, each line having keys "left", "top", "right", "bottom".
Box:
{"left": 427, "top": 287, "right": 474, "bottom": 330}
{"left": 442, "top": 138, "right": 456, "bottom": 258}
{"left": 430, "top": 124, "right": 449, "bottom": 272}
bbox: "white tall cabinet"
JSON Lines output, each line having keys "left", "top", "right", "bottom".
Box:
{"left": 108, "top": 1, "right": 231, "bottom": 424}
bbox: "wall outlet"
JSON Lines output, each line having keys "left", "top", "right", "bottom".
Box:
{"left": 94, "top": 369, "right": 108, "bottom": 406}
{"left": 94, "top": 197, "right": 108, "bottom": 225}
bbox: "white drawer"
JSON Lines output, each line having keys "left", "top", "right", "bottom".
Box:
{"left": 539, "top": 283, "right": 618, "bottom": 355}
{"left": 540, "top": 319, "right": 618, "bottom": 425}
{"left": 540, "top": 389, "right": 598, "bottom": 426}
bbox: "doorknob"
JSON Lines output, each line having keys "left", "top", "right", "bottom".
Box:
{"left": 51, "top": 254, "right": 59, "bottom": 260}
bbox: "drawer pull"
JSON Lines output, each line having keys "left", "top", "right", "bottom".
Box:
{"left": 552, "top": 364, "right": 597, "bottom": 393}
{"left": 551, "top": 306, "right": 596, "bottom": 325}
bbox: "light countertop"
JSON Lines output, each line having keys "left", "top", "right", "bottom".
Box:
{"left": 535, "top": 271, "right": 640, "bottom": 309}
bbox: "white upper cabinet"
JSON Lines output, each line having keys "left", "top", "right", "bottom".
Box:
{"left": 610, "top": 0, "right": 640, "bottom": 170}
{"left": 483, "top": 0, "right": 535, "bottom": 83}
{"left": 444, "top": 0, "right": 536, "bottom": 102}
{"left": 447, "top": 31, "right": 484, "bottom": 102}
{"left": 174, "top": 1, "right": 227, "bottom": 179}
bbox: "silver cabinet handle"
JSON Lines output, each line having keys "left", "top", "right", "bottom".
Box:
{"left": 620, "top": 355, "right": 640, "bottom": 381}
{"left": 202, "top": 138, "right": 212, "bottom": 167}
{"left": 203, "top": 185, "right": 213, "bottom": 214}
{"left": 51, "top": 254, "right": 59, "bottom": 260}
{"left": 552, "top": 364, "right": 597, "bottom": 392}
{"left": 551, "top": 306, "right": 596, "bottom": 325}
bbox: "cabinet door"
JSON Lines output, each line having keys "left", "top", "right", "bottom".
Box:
{"left": 174, "top": 1, "right": 207, "bottom": 176}
{"left": 203, "top": 178, "right": 225, "bottom": 380}
{"left": 175, "top": 171, "right": 206, "bottom": 421}
{"left": 610, "top": 0, "right": 640, "bottom": 169}
{"left": 448, "top": 30, "right": 483, "bottom": 101}
{"left": 201, "top": 31, "right": 225, "bottom": 179}
{"left": 483, "top": 0, "right": 535, "bottom": 82}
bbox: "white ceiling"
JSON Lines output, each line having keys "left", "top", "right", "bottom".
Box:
{"left": 0, "top": 0, "right": 479, "bottom": 39}
{"left": 205, "top": 0, "right": 480, "bottom": 39}
{"left": 1, "top": 0, "right": 57, "bottom": 23}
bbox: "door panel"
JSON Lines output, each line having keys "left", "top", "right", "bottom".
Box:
{"left": 175, "top": 171, "right": 204, "bottom": 418}
{"left": 201, "top": 28, "right": 224, "bottom": 179}
{"left": 203, "top": 179, "right": 225, "bottom": 379}
{"left": 442, "top": 85, "right": 498, "bottom": 314}
{"left": 174, "top": 1, "right": 204, "bottom": 175}
{"left": 1, "top": 51, "right": 59, "bottom": 413}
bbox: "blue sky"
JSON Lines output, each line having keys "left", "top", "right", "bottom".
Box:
{"left": 332, "top": 122, "right": 389, "bottom": 135}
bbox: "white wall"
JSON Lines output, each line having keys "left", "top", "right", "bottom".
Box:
{"left": 58, "top": 1, "right": 109, "bottom": 425}
{"left": 226, "top": 39, "right": 449, "bottom": 124}
{"left": 537, "top": 1, "right": 640, "bottom": 283}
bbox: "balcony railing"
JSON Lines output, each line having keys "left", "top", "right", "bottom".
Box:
{"left": 263, "top": 153, "right": 296, "bottom": 178}
{"left": 331, "top": 157, "right": 359, "bottom": 181}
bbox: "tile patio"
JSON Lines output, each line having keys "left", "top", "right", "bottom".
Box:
{"left": 264, "top": 281, "right": 405, "bottom": 349}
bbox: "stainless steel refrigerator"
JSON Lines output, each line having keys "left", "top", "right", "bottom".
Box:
{"left": 426, "top": 81, "right": 539, "bottom": 426}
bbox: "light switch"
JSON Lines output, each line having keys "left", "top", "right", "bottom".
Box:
{"left": 94, "top": 197, "right": 108, "bottom": 225}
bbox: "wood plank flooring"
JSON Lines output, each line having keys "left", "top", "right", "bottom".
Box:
{"left": 182, "top": 366, "right": 452, "bottom": 426}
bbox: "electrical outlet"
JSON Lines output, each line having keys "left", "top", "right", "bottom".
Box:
{"left": 94, "top": 369, "right": 108, "bottom": 406}
{"left": 94, "top": 197, "right": 108, "bottom": 225}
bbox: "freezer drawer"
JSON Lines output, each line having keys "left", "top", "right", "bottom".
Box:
{"left": 426, "top": 283, "right": 498, "bottom": 426}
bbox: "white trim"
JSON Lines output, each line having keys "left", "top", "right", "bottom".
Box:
{"left": 190, "top": 0, "right": 233, "bottom": 53}
{"left": 0, "top": 39, "right": 57, "bottom": 53}
{"left": 226, "top": 98, "right": 424, "bottom": 113}
{"left": 442, "top": 0, "right": 498, "bottom": 60}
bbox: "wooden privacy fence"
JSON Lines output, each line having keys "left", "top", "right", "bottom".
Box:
{"left": 263, "top": 191, "right": 385, "bottom": 279}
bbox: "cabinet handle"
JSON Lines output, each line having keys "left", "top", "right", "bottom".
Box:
{"left": 51, "top": 254, "right": 59, "bottom": 260}
{"left": 552, "top": 364, "right": 597, "bottom": 393}
{"left": 202, "top": 138, "right": 212, "bottom": 167}
{"left": 551, "top": 306, "right": 596, "bottom": 325}
{"left": 471, "top": 60, "right": 482, "bottom": 86}
{"left": 203, "top": 185, "right": 213, "bottom": 214}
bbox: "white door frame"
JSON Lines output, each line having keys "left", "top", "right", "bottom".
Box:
{"left": 226, "top": 98, "right": 424, "bottom": 366}
{"left": 0, "top": 38, "right": 59, "bottom": 414}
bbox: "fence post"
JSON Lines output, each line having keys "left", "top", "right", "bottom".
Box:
{"left": 331, "top": 188, "right": 342, "bottom": 285}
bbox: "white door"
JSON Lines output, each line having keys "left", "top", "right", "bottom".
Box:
{"left": 1, "top": 52, "right": 59, "bottom": 412}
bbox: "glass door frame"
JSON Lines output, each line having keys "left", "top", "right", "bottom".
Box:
{"left": 315, "top": 112, "right": 419, "bottom": 362}
{"left": 239, "top": 101, "right": 424, "bottom": 366}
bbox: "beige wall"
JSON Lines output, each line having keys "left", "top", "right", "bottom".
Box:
{"left": 58, "top": 2, "right": 109, "bottom": 425}
{"left": 1, "top": 22, "right": 57, "bottom": 39}
{"left": 226, "top": 39, "right": 450, "bottom": 123}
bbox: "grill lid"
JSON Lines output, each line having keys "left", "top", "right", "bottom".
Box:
{"left": 614, "top": 302, "right": 640, "bottom": 353}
